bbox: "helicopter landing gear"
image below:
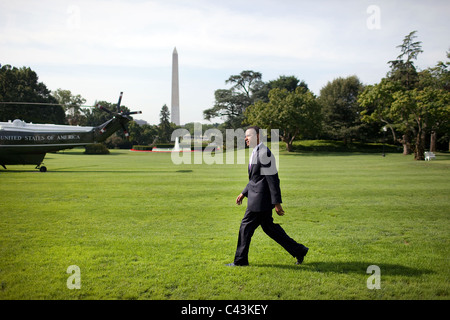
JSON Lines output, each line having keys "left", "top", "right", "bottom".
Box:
{"left": 36, "top": 165, "right": 47, "bottom": 172}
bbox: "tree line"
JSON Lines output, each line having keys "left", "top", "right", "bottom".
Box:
{"left": 0, "top": 64, "right": 170, "bottom": 148}
{"left": 1, "top": 31, "right": 449, "bottom": 159}
{"left": 204, "top": 31, "right": 449, "bottom": 159}
{"left": 0, "top": 63, "right": 219, "bottom": 149}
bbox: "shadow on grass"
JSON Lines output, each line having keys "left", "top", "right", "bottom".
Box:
{"left": 253, "top": 261, "right": 434, "bottom": 276}
{"left": 1, "top": 167, "right": 194, "bottom": 173}
{"left": 52, "top": 151, "right": 122, "bottom": 156}
{"left": 281, "top": 151, "right": 399, "bottom": 157}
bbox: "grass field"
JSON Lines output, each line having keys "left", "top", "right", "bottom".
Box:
{"left": 0, "top": 147, "right": 449, "bottom": 300}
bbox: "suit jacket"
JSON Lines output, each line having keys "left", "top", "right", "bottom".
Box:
{"left": 242, "top": 144, "right": 282, "bottom": 212}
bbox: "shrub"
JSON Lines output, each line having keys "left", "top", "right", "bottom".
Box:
{"left": 153, "top": 143, "right": 175, "bottom": 148}
{"left": 84, "top": 143, "right": 110, "bottom": 154}
{"left": 132, "top": 145, "right": 153, "bottom": 151}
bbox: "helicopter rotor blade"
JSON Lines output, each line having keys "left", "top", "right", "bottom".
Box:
{"left": 116, "top": 92, "right": 123, "bottom": 113}
{"left": 98, "top": 104, "right": 114, "bottom": 115}
{"left": 123, "top": 111, "right": 142, "bottom": 116}
{"left": 121, "top": 123, "right": 130, "bottom": 140}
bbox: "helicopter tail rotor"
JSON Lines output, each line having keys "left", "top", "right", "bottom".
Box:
{"left": 96, "top": 92, "right": 142, "bottom": 140}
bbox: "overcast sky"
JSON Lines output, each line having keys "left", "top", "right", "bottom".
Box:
{"left": 1, "top": 0, "right": 449, "bottom": 125}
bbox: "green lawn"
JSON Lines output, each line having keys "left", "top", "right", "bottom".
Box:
{"left": 0, "top": 148, "right": 449, "bottom": 300}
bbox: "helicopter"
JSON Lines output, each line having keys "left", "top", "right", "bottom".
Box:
{"left": 0, "top": 92, "right": 141, "bottom": 172}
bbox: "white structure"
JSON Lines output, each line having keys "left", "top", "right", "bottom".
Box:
{"left": 424, "top": 151, "right": 436, "bottom": 161}
{"left": 173, "top": 136, "right": 180, "bottom": 151}
{"left": 171, "top": 47, "right": 180, "bottom": 125}
{"left": 152, "top": 136, "right": 180, "bottom": 152}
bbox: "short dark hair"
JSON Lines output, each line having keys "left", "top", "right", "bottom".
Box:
{"left": 246, "top": 126, "right": 261, "bottom": 135}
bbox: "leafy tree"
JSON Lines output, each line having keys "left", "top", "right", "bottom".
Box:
{"left": 427, "top": 51, "right": 450, "bottom": 91}
{"left": 158, "top": 104, "right": 174, "bottom": 143}
{"left": 83, "top": 101, "right": 119, "bottom": 126}
{"left": 127, "top": 121, "right": 159, "bottom": 146}
{"left": 183, "top": 122, "right": 221, "bottom": 136}
{"left": 420, "top": 52, "right": 450, "bottom": 151}
{"left": 386, "top": 30, "right": 423, "bottom": 157}
{"left": 268, "top": 75, "right": 308, "bottom": 92}
{"left": 253, "top": 75, "right": 308, "bottom": 102}
{"left": 203, "top": 88, "right": 250, "bottom": 129}
{"left": 398, "top": 86, "right": 449, "bottom": 158}
{"left": 245, "top": 87, "right": 322, "bottom": 152}
{"left": 318, "top": 76, "right": 366, "bottom": 144}
{"left": 388, "top": 30, "right": 423, "bottom": 90}
{"left": 226, "top": 70, "right": 263, "bottom": 98}
{"left": 0, "top": 64, "right": 65, "bottom": 124}
{"left": 203, "top": 70, "right": 263, "bottom": 129}
{"left": 358, "top": 79, "right": 408, "bottom": 150}
{"left": 53, "top": 88, "right": 86, "bottom": 125}
{"left": 359, "top": 31, "right": 450, "bottom": 159}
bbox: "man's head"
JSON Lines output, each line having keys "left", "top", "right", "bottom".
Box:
{"left": 245, "top": 126, "right": 261, "bottom": 148}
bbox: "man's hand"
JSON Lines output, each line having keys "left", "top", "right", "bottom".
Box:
{"left": 275, "top": 203, "right": 285, "bottom": 216}
{"left": 236, "top": 193, "right": 245, "bottom": 205}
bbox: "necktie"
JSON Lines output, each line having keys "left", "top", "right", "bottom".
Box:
{"left": 249, "top": 149, "right": 256, "bottom": 170}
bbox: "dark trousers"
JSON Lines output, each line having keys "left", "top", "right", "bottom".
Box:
{"left": 233, "top": 209, "right": 306, "bottom": 265}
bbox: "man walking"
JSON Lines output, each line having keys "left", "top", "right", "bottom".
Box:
{"left": 227, "top": 126, "right": 309, "bottom": 266}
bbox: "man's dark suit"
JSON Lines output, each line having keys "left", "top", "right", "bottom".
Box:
{"left": 233, "top": 144, "right": 307, "bottom": 266}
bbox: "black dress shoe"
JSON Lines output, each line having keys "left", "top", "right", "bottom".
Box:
{"left": 295, "top": 247, "right": 309, "bottom": 265}
{"left": 226, "top": 262, "right": 248, "bottom": 267}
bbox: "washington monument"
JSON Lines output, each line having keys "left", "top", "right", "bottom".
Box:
{"left": 171, "top": 47, "right": 180, "bottom": 125}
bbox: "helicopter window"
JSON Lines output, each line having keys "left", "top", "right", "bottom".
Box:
{"left": 12, "top": 119, "right": 26, "bottom": 127}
